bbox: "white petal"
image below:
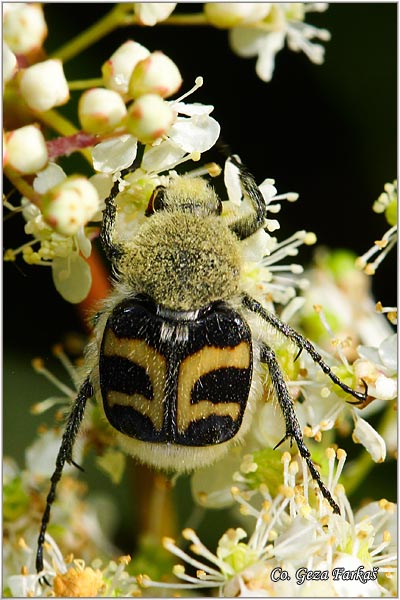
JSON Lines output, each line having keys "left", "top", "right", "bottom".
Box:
{"left": 274, "top": 517, "right": 318, "bottom": 560}
{"left": 75, "top": 227, "right": 92, "bottom": 259}
{"left": 352, "top": 413, "right": 386, "bottom": 463}
{"left": 379, "top": 333, "right": 397, "bottom": 374}
{"left": 25, "top": 430, "right": 78, "bottom": 477}
{"left": 374, "top": 374, "right": 397, "bottom": 401}
{"left": 134, "top": 2, "right": 176, "bottom": 26}
{"left": 332, "top": 554, "right": 382, "bottom": 597}
{"left": 357, "top": 345, "right": 381, "bottom": 365}
{"left": 168, "top": 115, "right": 220, "bottom": 153}
{"left": 92, "top": 135, "right": 137, "bottom": 173}
{"left": 33, "top": 162, "right": 66, "bottom": 194}
{"left": 141, "top": 139, "right": 186, "bottom": 172}
{"left": 255, "top": 31, "right": 286, "bottom": 82}
{"left": 224, "top": 157, "right": 242, "bottom": 205}
{"left": 229, "top": 27, "right": 267, "bottom": 58}
{"left": 52, "top": 254, "right": 92, "bottom": 304}
{"left": 173, "top": 101, "right": 214, "bottom": 117}
{"left": 241, "top": 229, "right": 270, "bottom": 262}
{"left": 7, "top": 575, "right": 40, "bottom": 598}
{"left": 259, "top": 179, "right": 278, "bottom": 203}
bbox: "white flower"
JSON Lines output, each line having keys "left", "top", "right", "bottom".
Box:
{"left": 142, "top": 451, "right": 397, "bottom": 596}
{"left": 91, "top": 135, "right": 138, "bottom": 174}
{"left": 133, "top": 2, "right": 176, "bottom": 26}
{"left": 4, "top": 165, "right": 100, "bottom": 303}
{"left": 357, "top": 180, "right": 397, "bottom": 275}
{"left": 102, "top": 40, "right": 150, "bottom": 96}
{"left": 126, "top": 93, "right": 176, "bottom": 144}
{"left": 41, "top": 175, "right": 100, "bottom": 236}
{"left": 229, "top": 3, "right": 331, "bottom": 82}
{"left": 3, "top": 3, "right": 47, "bottom": 54}
{"left": 51, "top": 253, "right": 92, "bottom": 304}
{"left": 93, "top": 79, "right": 220, "bottom": 177}
{"left": 204, "top": 3, "right": 272, "bottom": 29}
{"left": 301, "top": 249, "right": 394, "bottom": 351}
{"left": 128, "top": 51, "right": 182, "bottom": 99}
{"left": 19, "top": 59, "right": 70, "bottom": 112}
{"left": 4, "top": 124, "right": 48, "bottom": 174}
{"left": 223, "top": 158, "right": 311, "bottom": 307}
{"left": 3, "top": 42, "right": 17, "bottom": 83}
{"left": 78, "top": 87, "right": 127, "bottom": 134}
{"left": 354, "top": 334, "right": 397, "bottom": 401}
{"left": 6, "top": 535, "right": 138, "bottom": 597}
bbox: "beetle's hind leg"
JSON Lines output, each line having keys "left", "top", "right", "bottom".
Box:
{"left": 259, "top": 343, "right": 340, "bottom": 515}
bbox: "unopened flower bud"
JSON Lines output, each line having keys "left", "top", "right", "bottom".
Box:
{"left": 5, "top": 124, "right": 48, "bottom": 174}
{"left": 102, "top": 40, "right": 150, "bottom": 95}
{"left": 19, "top": 59, "right": 70, "bottom": 112}
{"left": 126, "top": 94, "right": 175, "bottom": 144}
{"left": 41, "top": 176, "right": 99, "bottom": 235}
{"left": 3, "top": 42, "right": 17, "bottom": 83}
{"left": 78, "top": 88, "right": 127, "bottom": 134}
{"left": 204, "top": 2, "right": 271, "bottom": 28}
{"left": 3, "top": 3, "right": 47, "bottom": 54}
{"left": 134, "top": 3, "right": 177, "bottom": 26}
{"left": 128, "top": 51, "right": 182, "bottom": 99}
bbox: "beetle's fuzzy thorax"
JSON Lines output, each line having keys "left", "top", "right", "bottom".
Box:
{"left": 119, "top": 212, "right": 242, "bottom": 311}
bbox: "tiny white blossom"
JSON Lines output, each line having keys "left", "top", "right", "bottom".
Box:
{"left": 3, "top": 42, "right": 17, "bottom": 83}
{"left": 352, "top": 412, "right": 386, "bottom": 463}
{"left": 4, "top": 124, "right": 48, "bottom": 174}
{"left": 143, "top": 452, "right": 397, "bottom": 597}
{"left": 102, "top": 40, "right": 150, "bottom": 96}
{"left": 204, "top": 3, "right": 272, "bottom": 29}
{"left": 128, "top": 51, "right": 183, "bottom": 99}
{"left": 41, "top": 175, "right": 99, "bottom": 236}
{"left": 222, "top": 158, "right": 310, "bottom": 306}
{"left": 229, "top": 3, "right": 331, "bottom": 82}
{"left": 3, "top": 2, "right": 47, "bottom": 54}
{"left": 357, "top": 180, "right": 397, "bottom": 275}
{"left": 19, "top": 59, "right": 70, "bottom": 112}
{"left": 92, "top": 135, "right": 138, "bottom": 174}
{"left": 51, "top": 253, "right": 92, "bottom": 304}
{"left": 126, "top": 93, "right": 176, "bottom": 144}
{"left": 78, "top": 87, "right": 127, "bottom": 134}
{"left": 133, "top": 2, "right": 176, "bottom": 26}
{"left": 4, "top": 166, "right": 100, "bottom": 303}
{"left": 355, "top": 333, "right": 397, "bottom": 401}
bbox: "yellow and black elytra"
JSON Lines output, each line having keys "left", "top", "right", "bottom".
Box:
{"left": 36, "top": 149, "right": 368, "bottom": 579}
{"left": 100, "top": 296, "right": 252, "bottom": 446}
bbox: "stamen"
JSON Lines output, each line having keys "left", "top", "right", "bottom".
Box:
{"left": 52, "top": 344, "right": 81, "bottom": 388}
{"left": 173, "top": 76, "right": 203, "bottom": 105}
{"left": 31, "top": 358, "right": 76, "bottom": 398}
{"left": 163, "top": 535, "right": 223, "bottom": 577}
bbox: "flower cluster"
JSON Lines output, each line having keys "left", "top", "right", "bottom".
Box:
{"left": 205, "top": 3, "right": 331, "bottom": 81}
{"left": 3, "top": 3, "right": 219, "bottom": 302}
{"left": 142, "top": 451, "right": 396, "bottom": 597}
{"left": 356, "top": 181, "right": 397, "bottom": 326}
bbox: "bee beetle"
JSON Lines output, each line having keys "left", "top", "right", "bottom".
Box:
{"left": 36, "top": 153, "right": 367, "bottom": 575}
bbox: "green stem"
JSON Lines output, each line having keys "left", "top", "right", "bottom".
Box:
{"left": 4, "top": 168, "right": 42, "bottom": 207}
{"left": 50, "top": 5, "right": 132, "bottom": 63}
{"left": 161, "top": 13, "right": 208, "bottom": 26}
{"left": 50, "top": 5, "right": 209, "bottom": 63}
{"left": 68, "top": 78, "right": 104, "bottom": 91}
